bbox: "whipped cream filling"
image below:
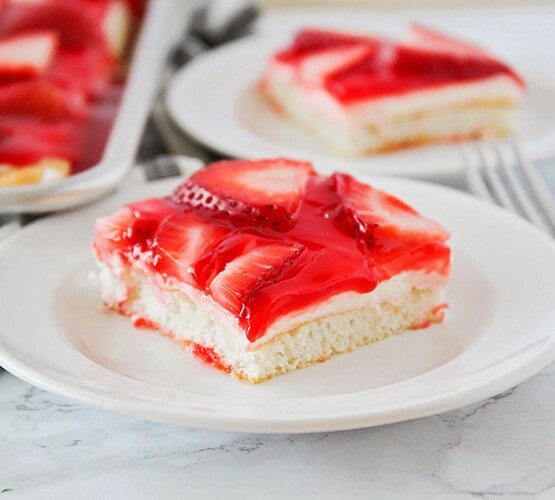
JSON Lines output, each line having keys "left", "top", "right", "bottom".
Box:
{"left": 97, "top": 252, "right": 448, "bottom": 350}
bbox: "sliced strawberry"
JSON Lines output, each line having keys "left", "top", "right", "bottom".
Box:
{"left": 277, "top": 29, "right": 390, "bottom": 86}
{"left": 0, "top": 81, "right": 69, "bottom": 120}
{"left": 0, "top": 118, "right": 81, "bottom": 166}
{"left": 298, "top": 44, "right": 375, "bottom": 87}
{"left": 403, "top": 24, "right": 487, "bottom": 58}
{"left": 93, "top": 198, "right": 178, "bottom": 258}
{"left": 0, "top": 31, "right": 59, "bottom": 82}
{"left": 327, "top": 41, "right": 519, "bottom": 103}
{"left": 401, "top": 24, "right": 524, "bottom": 87}
{"left": 0, "top": 2, "right": 101, "bottom": 48}
{"left": 209, "top": 243, "right": 305, "bottom": 317}
{"left": 151, "top": 211, "right": 230, "bottom": 286}
{"left": 394, "top": 44, "right": 514, "bottom": 82}
{"left": 171, "top": 158, "right": 315, "bottom": 231}
{"left": 276, "top": 29, "right": 370, "bottom": 63}
{"left": 333, "top": 173, "right": 449, "bottom": 245}
{"left": 93, "top": 205, "right": 134, "bottom": 258}
{"left": 0, "top": 0, "right": 135, "bottom": 57}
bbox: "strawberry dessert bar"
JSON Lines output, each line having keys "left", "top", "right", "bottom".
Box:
{"left": 0, "top": 0, "right": 145, "bottom": 186}
{"left": 261, "top": 25, "right": 524, "bottom": 155}
{"left": 93, "top": 158, "right": 451, "bottom": 383}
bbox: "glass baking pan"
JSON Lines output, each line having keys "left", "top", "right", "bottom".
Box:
{"left": 0, "top": 0, "right": 186, "bottom": 213}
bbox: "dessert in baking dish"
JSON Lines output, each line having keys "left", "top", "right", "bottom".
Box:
{"left": 260, "top": 25, "right": 524, "bottom": 155}
{"left": 0, "top": 0, "right": 145, "bottom": 186}
{"left": 92, "top": 158, "right": 451, "bottom": 383}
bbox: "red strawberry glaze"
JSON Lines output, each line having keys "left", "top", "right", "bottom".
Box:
{"left": 0, "top": 31, "right": 59, "bottom": 83}
{"left": 410, "top": 303, "right": 448, "bottom": 330}
{"left": 49, "top": 46, "right": 116, "bottom": 99}
{"left": 96, "top": 162, "right": 451, "bottom": 343}
{"left": 0, "top": 117, "right": 83, "bottom": 165}
{"left": 188, "top": 343, "right": 232, "bottom": 374}
{"left": 133, "top": 316, "right": 160, "bottom": 330}
{"left": 274, "top": 28, "right": 524, "bottom": 104}
{"left": 327, "top": 46, "right": 522, "bottom": 103}
{"left": 275, "top": 29, "right": 374, "bottom": 62}
{"left": 0, "top": 81, "right": 82, "bottom": 120}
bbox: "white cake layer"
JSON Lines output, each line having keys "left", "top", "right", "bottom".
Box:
{"left": 264, "top": 62, "right": 523, "bottom": 154}
{"left": 95, "top": 256, "right": 447, "bottom": 382}
{"left": 97, "top": 253, "right": 448, "bottom": 347}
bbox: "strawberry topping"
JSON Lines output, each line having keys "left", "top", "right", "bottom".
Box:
{"left": 152, "top": 211, "right": 231, "bottom": 286}
{"left": 0, "top": 118, "right": 82, "bottom": 165}
{"left": 403, "top": 24, "right": 488, "bottom": 58}
{"left": 0, "top": 81, "right": 70, "bottom": 120}
{"left": 275, "top": 29, "right": 372, "bottom": 63}
{"left": 171, "top": 158, "right": 314, "bottom": 231}
{"left": 93, "top": 198, "right": 178, "bottom": 259}
{"left": 332, "top": 173, "right": 450, "bottom": 245}
{"left": 0, "top": 31, "right": 59, "bottom": 83}
{"left": 0, "top": 2, "right": 102, "bottom": 49}
{"left": 273, "top": 28, "right": 523, "bottom": 104}
{"left": 209, "top": 243, "right": 305, "bottom": 316}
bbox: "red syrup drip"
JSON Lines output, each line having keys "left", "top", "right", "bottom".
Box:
{"left": 189, "top": 343, "right": 232, "bottom": 374}
{"left": 325, "top": 46, "right": 521, "bottom": 103}
{"left": 133, "top": 317, "right": 160, "bottom": 330}
{"left": 275, "top": 29, "right": 523, "bottom": 104}
{"left": 110, "top": 174, "right": 450, "bottom": 343}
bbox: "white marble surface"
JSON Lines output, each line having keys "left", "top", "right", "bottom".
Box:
{"left": 1, "top": 364, "right": 555, "bottom": 499}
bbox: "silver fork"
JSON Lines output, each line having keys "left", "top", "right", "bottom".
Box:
{"left": 462, "top": 139, "right": 555, "bottom": 236}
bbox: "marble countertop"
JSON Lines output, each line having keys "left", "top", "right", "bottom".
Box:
{"left": 1, "top": 364, "right": 555, "bottom": 499}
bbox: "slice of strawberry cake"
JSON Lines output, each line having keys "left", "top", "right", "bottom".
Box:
{"left": 260, "top": 25, "right": 524, "bottom": 155}
{"left": 92, "top": 158, "right": 451, "bottom": 383}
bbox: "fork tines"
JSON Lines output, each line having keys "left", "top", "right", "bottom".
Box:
{"left": 463, "top": 139, "right": 555, "bottom": 235}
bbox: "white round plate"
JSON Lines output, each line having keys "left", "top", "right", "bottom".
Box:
{"left": 1, "top": 176, "right": 555, "bottom": 433}
{"left": 166, "top": 24, "right": 555, "bottom": 179}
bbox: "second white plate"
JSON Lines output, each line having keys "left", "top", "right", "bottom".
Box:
{"left": 166, "top": 17, "right": 555, "bottom": 179}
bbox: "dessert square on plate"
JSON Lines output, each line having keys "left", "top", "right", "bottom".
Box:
{"left": 93, "top": 158, "right": 451, "bottom": 383}
{"left": 260, "top": 25, "right": 524, "bottom": 155}
{"left": 3, "top": 161, "right": 555, "bottom": 431}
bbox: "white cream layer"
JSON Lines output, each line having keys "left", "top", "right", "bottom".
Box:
{"left": 95, "top": 252, "right": 448, "bottom": 350}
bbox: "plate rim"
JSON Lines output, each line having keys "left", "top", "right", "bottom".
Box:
{"left": 1, "top": 338, "right": 554, "bottom": 433}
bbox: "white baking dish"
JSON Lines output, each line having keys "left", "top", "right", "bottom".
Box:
{"left": 0, "top": 0, "right": 188, "bottom": 213}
